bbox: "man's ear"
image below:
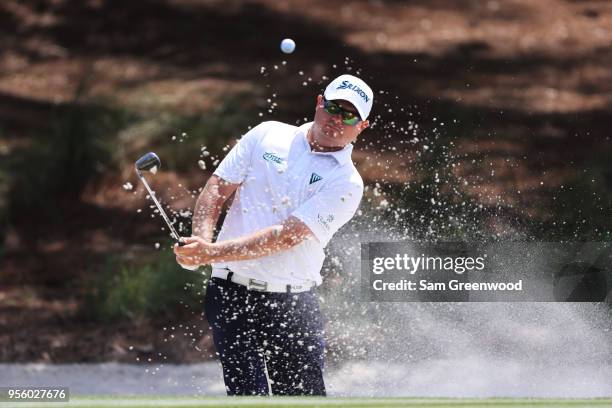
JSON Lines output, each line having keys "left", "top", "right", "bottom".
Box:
{"left": 316, "top": 94, "right": 324, "bottom": 108}
{"left": 359, "top": 120, "right": 370, "bottom": 131}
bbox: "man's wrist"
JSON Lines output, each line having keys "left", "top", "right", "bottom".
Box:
{"left": 206, "top": 242, "right": 223, "bottom": 263}
{"left": 193, "top": 229, "right": 213, "bottom": 243}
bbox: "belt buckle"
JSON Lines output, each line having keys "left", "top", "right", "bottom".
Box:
{"left": 247, "top": 278, "right": 268, "bottom": 292}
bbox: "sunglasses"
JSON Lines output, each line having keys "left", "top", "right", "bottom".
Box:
{"left": 323, "top": 98, "right": 361, "bottom": 126}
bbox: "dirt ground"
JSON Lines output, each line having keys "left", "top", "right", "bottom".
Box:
{"left": 1, "top": 0, "right": 611, "bottom": 362}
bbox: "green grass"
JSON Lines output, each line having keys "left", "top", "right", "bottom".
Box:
{"left": 82, "top": 247, "right": 207, "bottom": 322}
{"left": 10, "top": 397, "right": 612, "bottom": 408}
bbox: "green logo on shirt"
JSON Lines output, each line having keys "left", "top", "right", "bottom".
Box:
{"left": 317, "top": 213, "right": 334, "bottom": 231}
{"left": 309, "top": 173, "right": 323, "bottom": 184}
{"left": 263, "top": 152, "right": 284, "bottom": 164}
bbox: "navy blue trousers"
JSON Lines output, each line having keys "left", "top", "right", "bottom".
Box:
{"left": 204, "top": 277, "right": 326, "bottom": 396}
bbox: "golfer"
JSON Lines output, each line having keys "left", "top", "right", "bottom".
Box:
{"left": 174, "top": 74, "right": 373, "bottom": 396}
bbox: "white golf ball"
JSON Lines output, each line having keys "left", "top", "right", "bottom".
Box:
{"left": 280, "top": 38, "right": 295, "bottom": 54}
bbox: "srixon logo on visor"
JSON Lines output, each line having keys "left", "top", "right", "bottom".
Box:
{"left": 337, "top": 80, "right": 370, "bottom": 102}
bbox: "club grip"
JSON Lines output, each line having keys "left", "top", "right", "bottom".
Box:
{"left": 178, "top": 240, "right": 186, "bottom": 247}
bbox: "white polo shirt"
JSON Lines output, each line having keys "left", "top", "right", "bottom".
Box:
{"left": 211, "top": 121, "right": 364, "bottom": 286}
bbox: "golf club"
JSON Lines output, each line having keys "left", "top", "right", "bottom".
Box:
{"left": 135, "top": 152, "right": 185, "bottom": 246}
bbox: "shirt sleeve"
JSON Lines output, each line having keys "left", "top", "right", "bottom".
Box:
{"left": 213, "top": 123, "right": 267, "bottom": 184}
{"left": 292, "top": 175, "right": 364, "bottom": 247}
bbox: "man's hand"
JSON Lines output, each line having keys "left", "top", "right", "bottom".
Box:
{"left": 174, "top": 236, "right": 215, "bottom": 268}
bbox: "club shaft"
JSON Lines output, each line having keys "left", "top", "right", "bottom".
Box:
{"left": 137, "top": 172, "right": 182, "bottom": 242}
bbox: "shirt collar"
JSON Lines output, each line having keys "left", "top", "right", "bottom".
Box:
{"left": 297, "top": 122, "right": 353, "bottom": 166}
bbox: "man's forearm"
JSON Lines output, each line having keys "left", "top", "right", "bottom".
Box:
{"left": 207, "top": 217, "right": 312, "bottom": 263}
{"left": 207, "top": 225, "right": 288, "bottom": 263}
{"left": 192, "top": 186, "right": 223, "bottom": 242}
{"left": 192, "top": 176, "right": 237, "bottom": 242}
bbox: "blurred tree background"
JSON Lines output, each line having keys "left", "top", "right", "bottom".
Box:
{"left": 0, "top": 0, "right": 611, "bottom": 363}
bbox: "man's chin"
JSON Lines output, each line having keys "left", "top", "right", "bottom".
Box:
{"left": 323, "top": 129, "right": 342, "bottom": 139}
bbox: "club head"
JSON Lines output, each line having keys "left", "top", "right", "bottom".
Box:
{"left": 135, "top": 152, "right": 161, "bottom": 174}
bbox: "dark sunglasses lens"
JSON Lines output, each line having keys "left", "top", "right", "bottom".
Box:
{"left": 324, "top": 100, "right": 341, "bottom": 114}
